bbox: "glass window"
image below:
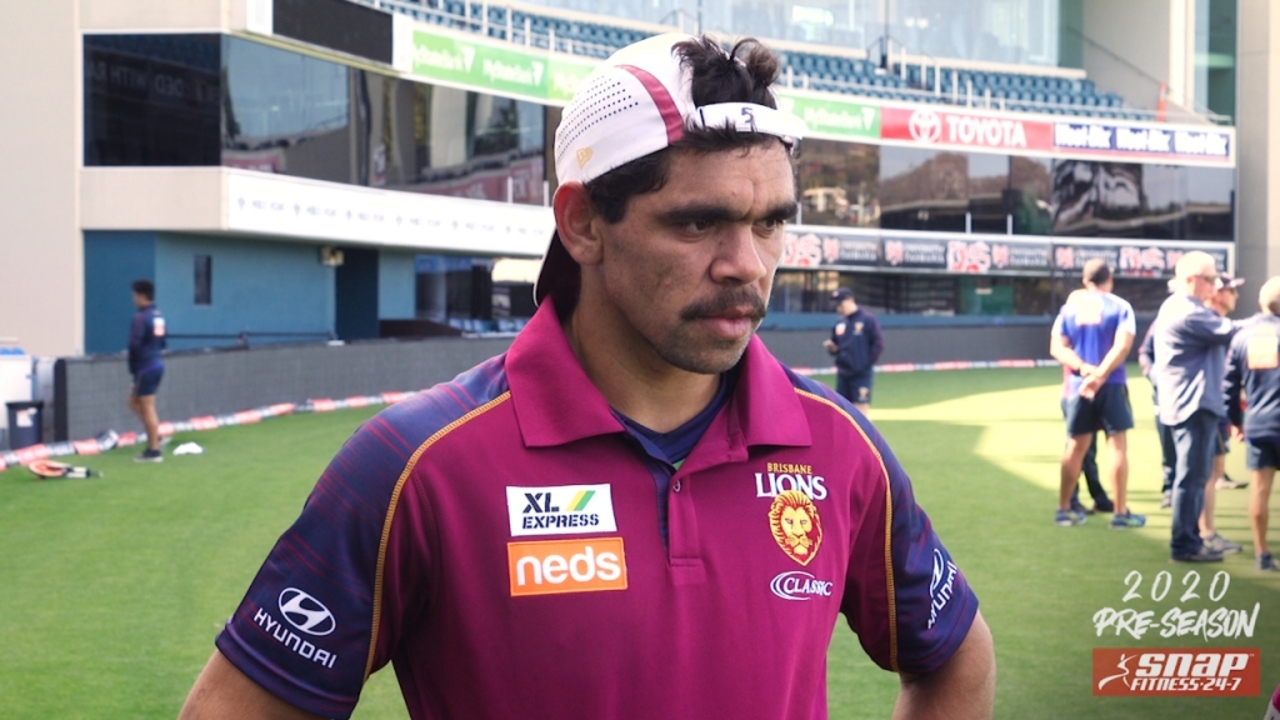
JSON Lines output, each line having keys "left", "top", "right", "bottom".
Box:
{"left": 1185, "top": 166, "right": 1234, "bottom": 241}
{"left": 967, "top": 152, "right": 1010, "bottom": 233}
{"left": 879, "top": 147, "right": 969, "bottom": 232}
{"left": 1050, "top": 161, "right": 1143, "bottom": 237}
{"left": 222, "top": 36, "right": 353, "bottom": 183}
{"left": 84, "top": 34, "right": 221, "bottom": 166}
{"left": 1010, "top": 156, "right": 1053, "bottom": 235}
{"left": 796, "top": 140, "right": 880, "bottom": 227}
{"left": 194, "top": 255, "right": 212, "bottom": 305}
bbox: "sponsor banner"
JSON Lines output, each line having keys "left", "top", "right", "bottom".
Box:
{"left": 508, "top": 537, "right": 627, "bottom": 597}
{"left": 782, "top": 225, "right": 1231, "bottom": 277}
{"left": 1054, "top": 121, "right": 1231, "bottom": 163}
{"left": 1093, "top": 648, "right": 1260, "bottom": 696}
{"left": 881, "top": 103, "right": 1234, "bottom": 166}
{"left": 1053, "top": 243, "right": 1230, "bottom": 278}
{"left": 881, "top": 105, "right": 1054, "bottom": 153}
{"left": 234, "top": 410, "right": 262, "bottom": 425}
{"left": 409, "top": 28, "right": 594, "bottom": 103}
{"left": 775, "top": 92, "right": 879, "bottom": 141}
{"left": 311, "top": 399, "right": 337, "bottom": 413}
{"left": 190, "top": 416, "right": 219, "bottom": 431}
{"left": 72, "top": 439, "right": 101, "bottom": 456}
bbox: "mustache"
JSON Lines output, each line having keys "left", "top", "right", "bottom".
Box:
{"left": 680, "top": 289, "right": 769, "bottom": 321}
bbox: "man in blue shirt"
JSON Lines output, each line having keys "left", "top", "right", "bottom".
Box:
{"left": 1050, "top": 259, "right": 1142, "bottom": 529}
{"left": 823, "top": 287, "right": 883, "bottom": 415}
{"left": 1153, "top": 251, "right": 1239, "bottom": 562}
{"left": 1224, "top": 276, "right": 1280, "bottom": 572}
{"left": 127, "top": 279, "right": 166, "bottom": 462}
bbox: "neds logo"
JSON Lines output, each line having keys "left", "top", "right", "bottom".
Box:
{"left": 508, "top": 538, "right": 627, "bottom": 597}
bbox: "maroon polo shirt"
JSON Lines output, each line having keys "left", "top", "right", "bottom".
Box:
{"left": 215, "top": 300, "right": 978, "bottom": 719}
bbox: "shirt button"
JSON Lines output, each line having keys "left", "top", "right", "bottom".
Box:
{"left": 673, "top": 480, "right": 682, "bottom": 493}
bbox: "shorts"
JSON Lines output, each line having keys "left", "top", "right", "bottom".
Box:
{"left": 1215, "top": 421, "right": 1230, "bottom": 456}
{"left": 837, "top": 371, "right": 873, "bottom": 405}
{"left": 1064, "top": 382, "right": 1133, "bottom": 437}
{"left": 1246, "top": 438, "right": 1280, "bottom": 471}
{"left": 132, "top": 367, "right": 163, "bottom": 397}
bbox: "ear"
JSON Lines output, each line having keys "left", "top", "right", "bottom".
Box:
{"left": 553, "top": 182, "right": 604, "bottom": 268}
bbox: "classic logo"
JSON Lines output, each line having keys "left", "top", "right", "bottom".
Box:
{"left": 506, "top": 484, "right": 617, "bottom": 537}
{"left": 508, "top": 537, "right": 627, "bottom": 597}
{"left": 278, "top": 588, "right": 336, "bottom": 636}
{"left": 770, "top": 570, "right": 834, "bottom": 601}
{"left": 927, "top": 548, "right": 958, "bottom": 629}
{"left": 1093, "top": 648, "right": 1260, "bottom": 696}
{"left": 769, "top": 490, "right": 823, "bottom": 565}
{"left": 908, "top": 109, "right": 942, "bottom": 143}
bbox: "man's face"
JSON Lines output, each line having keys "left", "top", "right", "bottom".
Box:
{"left": 589, "top": 143, "right": 796, "bottom": 375}
{"left": 836, "top": 297, "right": 856, "bottom": 316}
{"left": 132, "top": 291, "right": 148, "bottom": 309}
{"left": 1185, "top": 263, "right": 1219, "bottom": 302}
{"left": 1215, "top": 286, "right": 1238, "bottom": 314}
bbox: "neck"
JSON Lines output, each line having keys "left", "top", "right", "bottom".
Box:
{"left": 563, "top": 300, "right": 721, "bottom": 434}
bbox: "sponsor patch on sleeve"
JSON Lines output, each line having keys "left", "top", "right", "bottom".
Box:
{"left": 507, "top": 484, "right": 616, "bottom": 537}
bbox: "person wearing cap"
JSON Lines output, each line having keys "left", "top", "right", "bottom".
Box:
{"left": 1049, "top": 260, "right": 1142, "bottom": 528}
{"left": 180, "top": 34, "right": 994, "bottom": 720}
{"left": 1153, "top": 251, "right": 1241, "bottom": 562}
{"left": 1224, "top": 276, "right": 1280, "bottom": 572}
{"left": 822, "top": 287, "right": 883, "bottom": 414}
{"left": 1198, "top": 274, "right": 1247, "bottom": 556}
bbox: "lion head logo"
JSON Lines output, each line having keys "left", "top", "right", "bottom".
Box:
{"left": 769, "top": 490, "right": 823, "bottom": 565}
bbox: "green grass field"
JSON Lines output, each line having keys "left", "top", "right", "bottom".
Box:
{"left": 2, "top": 365, "right": 1278, "bottom": 718}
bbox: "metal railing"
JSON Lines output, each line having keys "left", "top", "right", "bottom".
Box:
{"left": 167, "top": 330, "right": 337, "bottom": 347}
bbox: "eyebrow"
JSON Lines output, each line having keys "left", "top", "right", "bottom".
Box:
{"left": 656, "top": 200, "right": 799, "bottom": 226}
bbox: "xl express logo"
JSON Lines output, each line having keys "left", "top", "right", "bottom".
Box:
{"left": 506, "top": 484, "right": 616, "bottom": 537}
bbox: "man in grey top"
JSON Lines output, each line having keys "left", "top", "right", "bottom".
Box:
{"left": 1152, "top": 251, "right": 1239, "bottom": 562}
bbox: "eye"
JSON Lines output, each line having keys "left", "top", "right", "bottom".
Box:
{"left": 681, "top": 220, "right": 715, "bottom": 234}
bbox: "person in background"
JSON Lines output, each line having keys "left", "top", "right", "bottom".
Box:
{"left": 1153, "top": 251, "right": 1240, "bottom": 562}
{"left": 1224, "top": 276, "right": 1280, "bottom": 572}
{"left": 1139, "top": 314, "right": 1178, "bottom": 511}
{"left": 1199, "top": 274, "right": 1246, "bottom": 555}
{"left": 1049, "top": 260, "right": 1141, "bottom": 528}
{"left": 127, "top": 279, "right": 166, "bottom": 463}
{"left": 823, "top": 287, "right": 883, "bottom": 416}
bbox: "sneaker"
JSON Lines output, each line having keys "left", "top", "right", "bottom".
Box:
{"left": 133, "top": 448, "right": 163, "bottom": 463}
{"left": 1092, "top": 500, "right": 1115, "bottom": 514}
{"left": 1055, "top": 509, "right": 1087, "bottom": 526}
{"left": 1258, "top": 553, "right": 1279, "bottom": 572}
{"left": 1159, "top": 490, "right": 1172, "bottom": 509}
{"left": 1070, "top": 499, "right": 1096, "bottom": 515}
{"left": 1110, "top": 511, "right": 1147, "bottom": 529}
{"left": 1172, "top": 547, "right": 1225, "bottom": 563}
{"left": 1202, "top": 533, "right": 1242, "bottom": 554}
{"left": 1215, "top": 474, "right": 1248, "bottom": 490}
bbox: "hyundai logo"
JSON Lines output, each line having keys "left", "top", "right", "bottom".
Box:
{"left": 908, "top": 109, "right": 942, "bottom": 143}
{"left": 278, "top": 588, "right": 336, "bottom": 636}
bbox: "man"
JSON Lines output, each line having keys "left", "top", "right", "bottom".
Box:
{"left": 180, "top": 34, "right": 995, "bottom": 720}
{"left": 1049, "top": 260, "right": 1142, "bottom": 528}
{"left": 1224, "top": 276, "right": 1280, "bottom": 572}
{"left": 823, "top": 287, "right": 883, "bottom": 414}
{"left": 1153, "top": 251, "right": 1239, "bottom": 562}
{"left": 127, "top": 279, "right": 166, "bottom": 462}
{"left": 1200, "top": 274, "right": 1246, "bottom": 555}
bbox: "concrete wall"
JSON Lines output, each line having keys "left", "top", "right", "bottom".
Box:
{"left": 1235, "top": 1, "right": 1280, "bottom": 299}
{"left": 1081, "top": 0, "right": 1197, "bottom": 112}
{"left": 58, "top": 321, "right": 1077, "bottom": 441}
{"left": 0, "top": 0, "right": 81, "bottom": 357}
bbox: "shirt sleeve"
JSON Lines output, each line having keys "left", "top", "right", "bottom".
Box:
{"left": 840, "top": 418, "right": 979, "bottom": 675}
{"left": 214, "top": 411, "right": 429, "bottom": 719}
{"left": 1224, "top": 334, "right": 1245, "bottom": 428}
{"left": 1117, "top": 299, "right": 1137, "bottom": 337}
{"left": 1138, "top": 324, "right": 1157, "bottom": 378}
{"left": 869, "top": 316, "right": 885, "bottom": 365}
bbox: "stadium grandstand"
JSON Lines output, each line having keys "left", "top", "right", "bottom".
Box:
{"left": 0, "top": 0, "right": 1267, "bottom": 445}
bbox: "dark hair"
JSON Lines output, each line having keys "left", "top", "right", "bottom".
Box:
{"left": 132, "top": 279, "right": 155, "bottom": 301}
{"left": 1082, "top": 259, "right": 1112, "bottom": 286}
{"left": 584, "top": 36, "right": 787, "bottom": 224}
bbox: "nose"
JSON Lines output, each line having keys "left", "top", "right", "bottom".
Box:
{"left": 710, "top": 224, "right": 772, "bottom": 286}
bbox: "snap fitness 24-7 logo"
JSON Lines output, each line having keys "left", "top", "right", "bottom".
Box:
{"left": 1093, "top": 648, "right": 1260, "bottom": 696}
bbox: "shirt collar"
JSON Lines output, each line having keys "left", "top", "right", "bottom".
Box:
{"left": 505, "top": 300, "right": 812, "bottom": 451}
